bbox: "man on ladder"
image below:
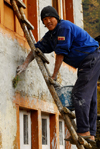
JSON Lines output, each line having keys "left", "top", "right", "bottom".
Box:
{"left": 17, "top": 6, "right": 100, "bottom": 143}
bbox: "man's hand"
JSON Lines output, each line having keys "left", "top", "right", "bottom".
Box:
{"left": 16, "top": 50, "right": 35, "bottom": 75}
{"left": 16, "top": 64, "right": 27, "bottom": 75}
{"left": 51, "top": 75, "right": 57, "bottom": 81}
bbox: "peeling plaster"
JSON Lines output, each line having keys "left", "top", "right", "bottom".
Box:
{"left": 51, "top": 132, "right": 57, "bottom": 149}
{"left": 0, "top": 100, "right": 17, "bottom": 149}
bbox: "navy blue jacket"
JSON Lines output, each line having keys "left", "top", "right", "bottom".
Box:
{"left": 35, "top": 20, "right": 99, "bottom": 68}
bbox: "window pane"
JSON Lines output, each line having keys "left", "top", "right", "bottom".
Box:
{"left": 23, "top": 115, "right": 28, "bottom": 144}
{"left": 42, "top": 119, "right": 47, "bottom": 145}
{"left": 59, "top": 121, "right": 63, "bottom": 145}
{"left": 4, "top": 4, "right": 14, "bottom": 31}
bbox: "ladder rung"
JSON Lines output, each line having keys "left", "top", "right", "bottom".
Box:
{"left": 18, "top": 7, "right": 34, "bottom": 30}
{"left": 78, "top": 136, "right": 93, "bottom": 149}
{"left": 16, "top": 0, "right": 26, "bottom": 9}
{"left": 49, "top": 78, "right": 61, "bottom": 87}
{"left": 63, "top": 107, "right": 76, "bottom": 119}
{"left": 22, "top": 17, "right": 34, "bottom": 30}
{"left": 35, "top": 48, "right": 49, "bottom": 64}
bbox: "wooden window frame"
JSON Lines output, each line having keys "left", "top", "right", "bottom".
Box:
{"left": 4, "top": 0, "right": 16, "bottom": 31}
{"left": 2, "top": 0, "right": 38, "bottom": 41}
{"left": 42, "top": 114, "right": 50, "bottom": 149}
{"left": 27, "top": 0, "right": 38, "bottom": 41}
{"left": 59, "top": 119, "right": 65, "bottom": 149}
{"left": 20, "top": 110, "right": 31, "bottom": 149}
{"left": 52, "top": 0, "right": 74, "bottom": 22}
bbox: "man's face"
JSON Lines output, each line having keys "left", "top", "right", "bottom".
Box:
{"left": 43, "top": 16, "right": 58, "bottom": 31}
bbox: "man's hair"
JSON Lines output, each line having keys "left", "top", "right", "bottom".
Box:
{"left": 41, "top": 6, "right": 60, "bottom": 23}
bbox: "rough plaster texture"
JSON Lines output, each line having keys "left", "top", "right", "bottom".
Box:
{"left": 38, "top": 0, "right": 52, "bottom": 39}
{"left": 73, "top": 0, "right": 84, "bottom": 28}
{"left": 0, "top": 32, "right": 17, "bottom": 149}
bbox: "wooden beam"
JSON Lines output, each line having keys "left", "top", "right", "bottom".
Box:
{"left": 31, "top": 110, "right": 39, "bottom": 149}
{"left": 62, "top": 0, "right": 66, "bottom": 20}
{"left": 0, "top": 0, "right": 4, "bottom": 24}
{"left": 57, "top": 0, "right": 61, "bottom": 18}
{"left": 65, "top": 0, "right": 74, "bottom": 23}
{"left": 27, "top": 0, "right": 38, "bottom": 41}
{"left": 16, "top": 104, "right": 20, "bottom": 149}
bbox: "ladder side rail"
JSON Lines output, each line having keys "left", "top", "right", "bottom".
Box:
{"left": 10, "top": 0, "right": 36, "bottom": 56}
{"left": 78, "top": 137, "right": 92, "bottom": 149}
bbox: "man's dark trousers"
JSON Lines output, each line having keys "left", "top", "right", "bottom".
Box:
{"left": 72, "top": 48, "right": 100, "bottom": 136}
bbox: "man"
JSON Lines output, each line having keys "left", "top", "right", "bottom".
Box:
{"left": 17, "top": 6, "right": 100, "bottom": 141}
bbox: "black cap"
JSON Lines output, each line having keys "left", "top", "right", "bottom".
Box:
{"left": 41, "top": 6, "right": 60, "bottom": 22}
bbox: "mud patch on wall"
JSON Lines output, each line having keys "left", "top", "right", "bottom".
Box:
{"left": 13, "top": 136, "right": 17, "bottom": 149}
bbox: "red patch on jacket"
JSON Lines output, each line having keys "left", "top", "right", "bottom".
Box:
{"left": 58, "top": 36, "right": 65, "bottom": 40}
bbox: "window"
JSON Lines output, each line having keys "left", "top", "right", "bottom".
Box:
{"left": 52, "top": 0, "right": 66, "bottom": 20}
{"left": 4, "top": 0, "right": 24, "bottom": 36}
{"left": 42, "top": 115, "right": 50, "bottom": 149}
{"left": 59, "top": 119, "right": 65, "bottom": 149}
{"left": 4, "top": 0, "right": 15, "bottom": 31}
{"left": 52, "top": 0, "right": 74, "bottom": 22}
{"left": 20, "top": 110, "right": 31, "bottom": 149}
{"left": 2, "top": 0, "right": 38, "bottom": 40}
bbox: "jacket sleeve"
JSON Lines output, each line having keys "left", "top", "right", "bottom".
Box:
{"left": 35, "top": 33, "right": 54, "bottom": 53}
{"left": 55, "top": 27, "right": 73, "bottom": 55}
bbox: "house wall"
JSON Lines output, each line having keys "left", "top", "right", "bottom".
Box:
{"left": 73, "top": 0, "right": 84, "bottom": 28}
{"left": 0, "top": 0, "right": 83, "bottom": 148}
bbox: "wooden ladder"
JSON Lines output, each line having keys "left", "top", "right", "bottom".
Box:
{"left": 10, "top": 0, "right": 96, "bottom": 148}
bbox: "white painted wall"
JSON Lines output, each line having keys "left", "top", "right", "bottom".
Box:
{"left": 73, "top": 0, "right": 84, "bottom": 28}
{"left": 0, "top": 32, "right": 17, "bottom": 148}
{"left": 38, "top": 0, "right": 52, "bottom": 39}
